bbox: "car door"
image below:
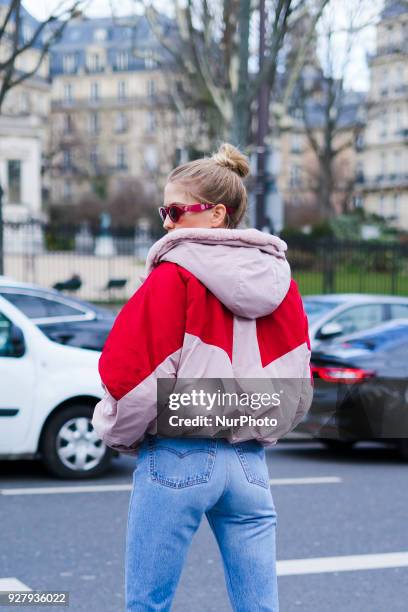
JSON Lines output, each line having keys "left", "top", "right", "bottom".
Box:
{"left": 0, "top": 309, "right": 36, "bottom": 453}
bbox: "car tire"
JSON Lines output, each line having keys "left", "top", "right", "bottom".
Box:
{"left": 320, "top": 439, "right": 356, "bottom": 452}
{"left": 39, "top": 403, "right": 115, "bottom": 479}
{"left": 397, "top": 439, "right": 408, "bottom": 462}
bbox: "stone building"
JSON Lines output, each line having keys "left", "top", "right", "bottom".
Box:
{"left": 48, "top": 14, "right": 186, "bottom": 208}
{"left": 355, "top": 0, "right": 408, "bottom": 230}
{"left": 0, "top": 0, "right": 49, "bottom": 225}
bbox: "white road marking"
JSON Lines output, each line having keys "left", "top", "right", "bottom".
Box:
{"left": 270, "top": 476, "right": 342, "bottom": 485}
{"left": 0, "top": 578, "right": 31, "bottom": 590}
{"left": 0, "top": 484, "right": 132, "bottom": 495}
{"left": 0, "top": 476, "right": 342, "bottom": 496}
{"left": 277, "top": 552, "right": 408, "bottom": 576}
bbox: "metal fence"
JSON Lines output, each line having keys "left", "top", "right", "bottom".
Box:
{"left": 1, "top": 222, "right": 408, "bottom": 301}
{"left": 1, "top": 221, "right": 162, "bottom": 302}
{"left": 287, "top": 237, "right": 408, "bottom": 296}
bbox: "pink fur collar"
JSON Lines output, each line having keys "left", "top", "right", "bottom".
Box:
{"left": 145, "top": 227, "right": 287, "bottom": 275}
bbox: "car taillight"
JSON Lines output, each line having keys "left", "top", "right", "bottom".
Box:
{"left": 311, "top": 364, "right": 375, "bottom": 384}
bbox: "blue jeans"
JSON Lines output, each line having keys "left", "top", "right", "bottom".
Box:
{"left": 125, "top": 435, "right": 279, "bottom": 611}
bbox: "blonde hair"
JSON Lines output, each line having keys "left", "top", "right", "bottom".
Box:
{"left": 167, "top": 143, "right": 250, "bottom": 229}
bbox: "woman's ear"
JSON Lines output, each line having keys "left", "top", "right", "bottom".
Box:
{"left": 210, "top": 205, "right": 228, "bottom": 228}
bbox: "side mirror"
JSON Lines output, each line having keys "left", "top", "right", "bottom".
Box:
{"left": 317, "top": 321, "right": 343, "bottom": 340}
{"left": 9, "top": 323, "right": 25, "bottom": 357}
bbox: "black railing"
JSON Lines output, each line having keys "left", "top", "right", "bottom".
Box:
{"left": 1, "top": 222, "right": 407, "bottom": 301}
{"left": 286, "top": 237, "right": 408, "bottom": 296}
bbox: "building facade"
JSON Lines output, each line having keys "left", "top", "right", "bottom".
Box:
{"left": 275, "top": 76, "right": 365, "bottom": 229}
{"left": 48, "top": 14, "right": 185, "bottom": 208}
{"left": 355, "top": 1, "right": 408, "bottom": 230}
{"left": 0, "top": 1, "right": 49, "bottom": 225}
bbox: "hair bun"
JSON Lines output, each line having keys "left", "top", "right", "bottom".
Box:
{"left": 212, "top": 143, "right": 250, "bottom": 178}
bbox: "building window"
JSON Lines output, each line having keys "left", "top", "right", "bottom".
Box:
{"left": 115, "top": 111, "right": 127, "bottom": 133}
{"left": 289, "top": 164, "right": 301, "bottom": 188}
{"left": 116, "top": 51, "right": 129, "bottom": 71}
{"left": 63, "top": 53, "right": 76, "bottom": 74}
{"left": 20, "top": 91, "right": 30, "bottom": 113}
{"left": 380, "top": 151, "right": 387, "bottom": 175}
{"left": 393, "top": 193, "right": 400, "bottom": 219}
{"left": 393, "top": 150, "right": 401, "bottom": 175}
{"left": 395, "top": 64, "right": 404, "bottom": 92}
{"left": 380, "top": 68, "right": 388, "bottom": 95}
{"left": 380, "top": 111, "right": 388, "bottom": 137}
{"left": 379, "top": 194, "right": 385, "bottom": 216}
{"left": 7, "top": 160, "right": 22, "bottom": 203}
{"left": 94, "top": 28, "right": 108, "bottom": 42}
{"left": 145, "top": 50, "right": 156, "bottom": 69}
{"left": 22, "top": 24, "right": 32, "bottom": 43}
{"left": 147, "top": 79, "right": 156, "bottom": 97}
{"left": 63, "top": 150, "right": 72, "bottom": 170}
{"left": 90, "top": 82, "right": 100, "bottom": 101}
{"left": 90, "top": 145, "right": 98, "bottom": 168}
{"left": 117, "top": 144, "right": 127, "bottom": 170}
{"left": 89, "top": 112, "right": 99, "bottom": 134}
{"left": 353, "top": 195, "right": 363, "bottom": 208}
{"left": 145, "top": 145, "right": 158, "bottom": 171}
{"left": 63, "top": 114, "right": 73, "bottom": 134}
{"left": 63, "top": 180, "right": 72, "bottom": 201}
{"left": 386, "top": 24, "right": 393, "bottom": 47}
{"left": 146, "top": 110, "right": 156, "bottom": 133}
{"left": 395, "top": 107, "right": 402, "bottom": 131}
{"left": 88, "top": 53, "right": 102, "bottom": 72}
{"left": 290, "top": 132, "right": 302, "bottom": 153}
{"left": 64, "top": 83, "right": 73, "bottom": 102}
{"left": 118, "top": 80, "right": 127, "bottom": 100}
{"left": 356, "top": 161, "right": 364, "bottom": 183}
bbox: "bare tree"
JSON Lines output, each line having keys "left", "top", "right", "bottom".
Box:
{"left": 291, "top": 0, "right": 379, "bottom": 220}
{"left": 135, "top": 0, "right": 330, "bottom": 148}
{"left": 0, "top": 0, "right": 88, "bottom": 112}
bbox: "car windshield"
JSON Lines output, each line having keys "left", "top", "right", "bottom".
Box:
{"left": 0, "top": 289, "right": 115, "bottom": 318}
{"left": 303, "top": 300, "right": 341, "bottom": 323}
{"left": 340, "top": 325, "right": 408, "bottom": 351}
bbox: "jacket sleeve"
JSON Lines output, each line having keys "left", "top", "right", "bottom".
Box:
{"left": 91, "top": 262, "right": 186, "bottom": 455}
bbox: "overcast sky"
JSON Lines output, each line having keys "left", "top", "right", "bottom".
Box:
{"left": 23, "top": 0, "right": 385, "bottom": 92}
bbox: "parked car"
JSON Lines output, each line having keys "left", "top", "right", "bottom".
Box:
{"left": 0, "top": 277, "right": 118, "bottom": 479}
{"left": 0, "top": 276, "right": 116, "bottom": 352}
{"left": 296, "top": 319, "right": 408, "bottom": 460}
{"left": 303, "top": 293, "right": 408, "bottom": 349}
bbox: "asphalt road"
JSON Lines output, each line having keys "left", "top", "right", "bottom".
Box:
{"left": 1, "top": 439, "right": 408, "bottom": 612}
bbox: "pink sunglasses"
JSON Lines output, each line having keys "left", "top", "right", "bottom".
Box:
{"left": 158, "top": 202, "right": 235, "bottom": 223}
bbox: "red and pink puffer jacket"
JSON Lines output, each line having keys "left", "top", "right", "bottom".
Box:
{"left": 91, "top": 227, "right": 313, "bottom": 456}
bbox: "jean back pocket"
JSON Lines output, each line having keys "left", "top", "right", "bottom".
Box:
{"left": 148, "top": 436, "right": 217, "bottom": 488}
{"left": 233, "top": 441, "right": 270, "bottom": 489}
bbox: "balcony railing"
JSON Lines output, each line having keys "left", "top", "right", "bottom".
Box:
{"left": 355, "top": 173, "right": 408, "bottom": 190}
{"left": 51, "top": 93, "right": 170, "bottom": 111}
{"left": 370, "top": 42, "right": 408, "bottom": 59}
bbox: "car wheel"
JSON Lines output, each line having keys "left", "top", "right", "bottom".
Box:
{"left": 397, "top": 439, "right": 408, "bottom": 461}
{"left": 320, "top": 439, "right": 356, "bottom": 452}
{"left": 40, "top": 404, "right": 114, "bottom": 479}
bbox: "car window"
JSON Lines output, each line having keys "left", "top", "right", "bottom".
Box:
{"left": 0, "top": 292, "right": 85, "bottom": 319}
{"left": 328, "top": 304, "right": 384, "bottom": 336}
{"left": 390, "top": 304, "right": 408, "bottom": 320}
{"left": 0, "top": 312, "right": 12, "bottom": 356}
{"left": 303, "top": 300, "right": 341, "bottom": 323}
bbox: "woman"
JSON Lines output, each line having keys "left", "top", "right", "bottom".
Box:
{"left": 92, "top": 143, "right": 313, "bottom": 612}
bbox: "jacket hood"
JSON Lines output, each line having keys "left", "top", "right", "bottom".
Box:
{"left": 144, "top": 227, "right": 291, "bottom": 319}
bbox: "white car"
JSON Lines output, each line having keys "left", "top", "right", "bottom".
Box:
{"left": 303, "top": 294, "right": 408, "bottom": 349}
{"left": 0, "top": 289, "right": 115, "bottom": 479}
